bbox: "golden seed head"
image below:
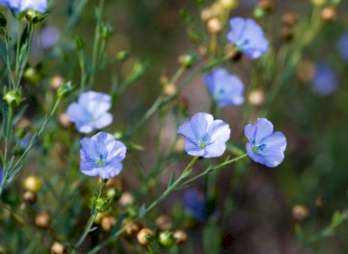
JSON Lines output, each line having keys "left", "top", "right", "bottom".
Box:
{"left": 23, "top": 176, "right": 42, "bottom": 193}
{"left": 292, "top": 205, "right": 309, "bottom": 221}
{"left": 35, "top": 211, "right": 50, "bottom": 228}
{"left": 174, "top": 230, "right": 188, "bottom": 244}
{"left": 50, "top": 241, "right": 65, "bottom": 254}
{"left": 248, "top": 89, "right": 265, "bottom": 106}
{"left": 58, "top": 113, "right": 71, "bottom": 128}
{"left": 207, "top": 18, "right": 222, "bottom": 34}
{"left": 101, "top": 216, "right": 116, "bottom": 232}
{"left": 119, "top": 192, "right": 134, "bottom": 207}
{"left": 155, "top": 215, "right": 173, "bottom": 230}
{"left": 137, "top": 228, "right": 154, "bottom": 245}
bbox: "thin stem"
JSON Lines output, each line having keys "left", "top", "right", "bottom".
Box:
{"left": 73, "top": 181, "right": 105, "bottom": 251}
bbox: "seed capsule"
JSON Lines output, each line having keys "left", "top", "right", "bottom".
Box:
{"left": 119, "top": 192, "right": 134, "bottom": 207}
{"left": 174, "top": 230, "right": 188, "bottom": 244}
{"left": 35, "top": 211, "right": 50, "bottom": 228}
{"left": 159, "top": 231, "right": 175, "bottom": 247}
{"left": 50, "top": 241, "right": 65, "bottom": 254}
{"left": 101, "top": 216, "right": 116, "bottom": 232}
{"left": 292, "top": 205, "right": 309, "bottom": 221}
{"left": 155, "top": 215, "right": 173, "bottom": 230}
{"left": 137, "top": 228, "right": 154, "bottom": 245}
{"left": 23, "top": 191, "right": 37, "bottom": 204}
{"left": 23, "top": 176, "right": 42, "bottom": 193}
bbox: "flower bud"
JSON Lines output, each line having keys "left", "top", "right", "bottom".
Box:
{"left": 248, "top": 89, "right": 265, "bottom": 106}
{"left": 3, "top": 90, "right": 24, "bottom": 106}
{"left": 23, "top": 191, "right": 36, "bottom": 204}
{"left": 57, "top": 81, "right": 72, "bottom": 99}
{"left": 58, "top": 113, "right": 71, "bottom": 128}
{"left": 116, "top": 50, "right": 129, "bottom": 61}
{"left": 50, "top": 76, "right": 64, "bottom": 90}
{"left": 23, "top": 176, "right": 42, "bottom": 193}
{"left": 163, "top": 83, "right": 177, "bottom": 96}
{"left": 292, "top": 205, "right": 309, "bottom": 221}
{"left": 25, "top": 10, "right": 46, "bottom": 23}
{"left": 159, "top": 231, "right": 175, "bottom": 247}
{"left": 119, "top": 192, "right": 134, "bottom": 207}
{"left": 24, "top": 67, "right": 40, "bottom": 84}
{"left": 101, "top": 216, "right": 116, "bottom": 232}
{"left": 50, "top": 241, "right": 65, "bottom": 254}
{"left": 156, "top": 215, "right": 173, "bottom": 231}
{"left": 94, "top": 197, "right": 109, "bottom": 212}
{"left": 174, "top": 137, "right": 185, "bottom": 153}
{"left": 207, "top": 18, "right": 222, "bottom": 34}
{"left": 137, "top": 228, "right": 154, "bottom": 245}
{"left": 100, "top": 24, "right": 113, "bottom": 40}
{"left": 174, "top": 230, "right": 188, "bottom": 244}
{"left": 35, "top": 211, "right": 50, "bottom": 228}
{"left": 321, "top": 7, "right": 336, "bottom": 22}
{"left": 258, "top": 0, "right": 273, "bottom": 13}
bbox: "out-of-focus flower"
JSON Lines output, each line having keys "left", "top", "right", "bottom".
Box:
{"left": 178, "top": 112, "right": 230, "bottom": 158}
{"left": 227, "top": 17, "right": 269, "bottom": 59}
{"left": 66, "top": 91, "right": 113, "bottom": 134}
{"left": 119, "top": 191, "right": 134, "bottom": 206}
{"left": 248, "top": 89, "right": 264, "bottom": 106}
{"left": 0, "top": 0, "right": 47, "bottom": 14}
{"left": 33, "top": 26, "right": 60, "bottom": 50}
{"left": 80, "top": 132, "right": 127, "bottom": 179}
{"left": 338, "top": 32, "right": 348, "bottom": 61}
{"left": 23, "top": 191, "right": 36, "bottom": 204}
{"left": 155, "top": 215, "right": 173, "bottom": 230}
{"left": 311, "top": 64, "right": 337, "bottom": 96}
{"left": 204, "top": 68, "right": 244, "bottom": 107}
{"left": 320, "top": 7, "right": 336, "bottom": 22}
{"left": 183, "top": 190, "right": 208, "bottom": 222}
{"left": 19, "top": 135, "right": 30, "bottom": 149}
{"left": 244, "top": 118, "right": 287, "bottom": 168}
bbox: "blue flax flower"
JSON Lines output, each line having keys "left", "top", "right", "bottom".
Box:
{"left": 227, "top": 17, "right": 269, "bottom": 59}
{"left": 0, "top": 0, "right": 47, "bottom": 14}
{"left": 204, "top": 68, "right": 244, "bottom": 107}
{"left": 66, "top": 91, "right": 113, "bottom": 134}
{"left": 0, "top": 167, "right": 3, "bottom": 184}
{"left": 80, "top": 132, "right": 127, "bottom": 179}
{"left": 337, "top": 32, "right": 348, "bottom": 61}
{"left": 178, "top": 112, "right": 230, "bottom": 158}
{"left": 183, "top": 190, "right": 208, "bottom": 222}
{"left": 312, "top": 64, "right": 337, "bottom": 96}
{"left": 244, "top": 118, "right": 286, "bottom": 168}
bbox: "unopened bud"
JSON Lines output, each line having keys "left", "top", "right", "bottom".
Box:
{"left": 3, "top": 90, "right": 24, "bottom": 106}
{"left": 25, "top": 10, "right": 46, "bottom": 23}
{"left": 174, "top": 137, "right": 185, "bottom": 153}
{"left": 178, "top": 54, "right": 195, "bottom": 69}
{"left": 124, "top": 220, "right": 140, "bottom": 236}
{"left": 282, "top": 12, "right": 298, "bottom": 27}
{"left": 137, "top": 228, "right": 154, "bottom": 245}
{"left": 24, "top": 67, "right": 40, "bottom": 84}
{"left": 58, "top": 113, "right": 71, "bottom": 128}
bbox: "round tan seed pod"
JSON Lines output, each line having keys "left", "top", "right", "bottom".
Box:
{"left": 101, "top": 216, "right": 116, "bottom": 232}
{"left": 248, "top": 89, "right": 265, "bottom": 106}
{"left": 292, "top": 205, "right": 309, "bottom": 221}
{"left": 50, "top": 75, "right": 64, "bottom": 90}
{"left": 207, "top": 18, "right": 222, "bottom": 34}
{"left": 23, "top": 176, "right": 42, "bottom": 193}
{"left": 155, "top": 215, "right": 173, "bottom": 230}
{"left": 119, "top": 192, "right": 134, "bottom": 207}
{"left": 35, "top": 211, "right": 50, "bottom": 228}
{"left": 50, "top": 241, "right": 65, "bottom": 254}
{"left": 23, "top": 191, "right": 37, "bottom": 204}
{"left": 163, "top": 83, "right": 177, "bottom": 96}
{"left": 174, "top": 230, "right": 188, "bottom": 244}
{"left": 124, "top": 221, "right": 140, "bottom": 236}
{"left": 137, "top": 228, "right": 154, "bottom": 245}
{"left": 58, "top": 113, "right": 71, "bottom": 128}
{"left": 321, "top": 7, "right": 336, "bottom": 22}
